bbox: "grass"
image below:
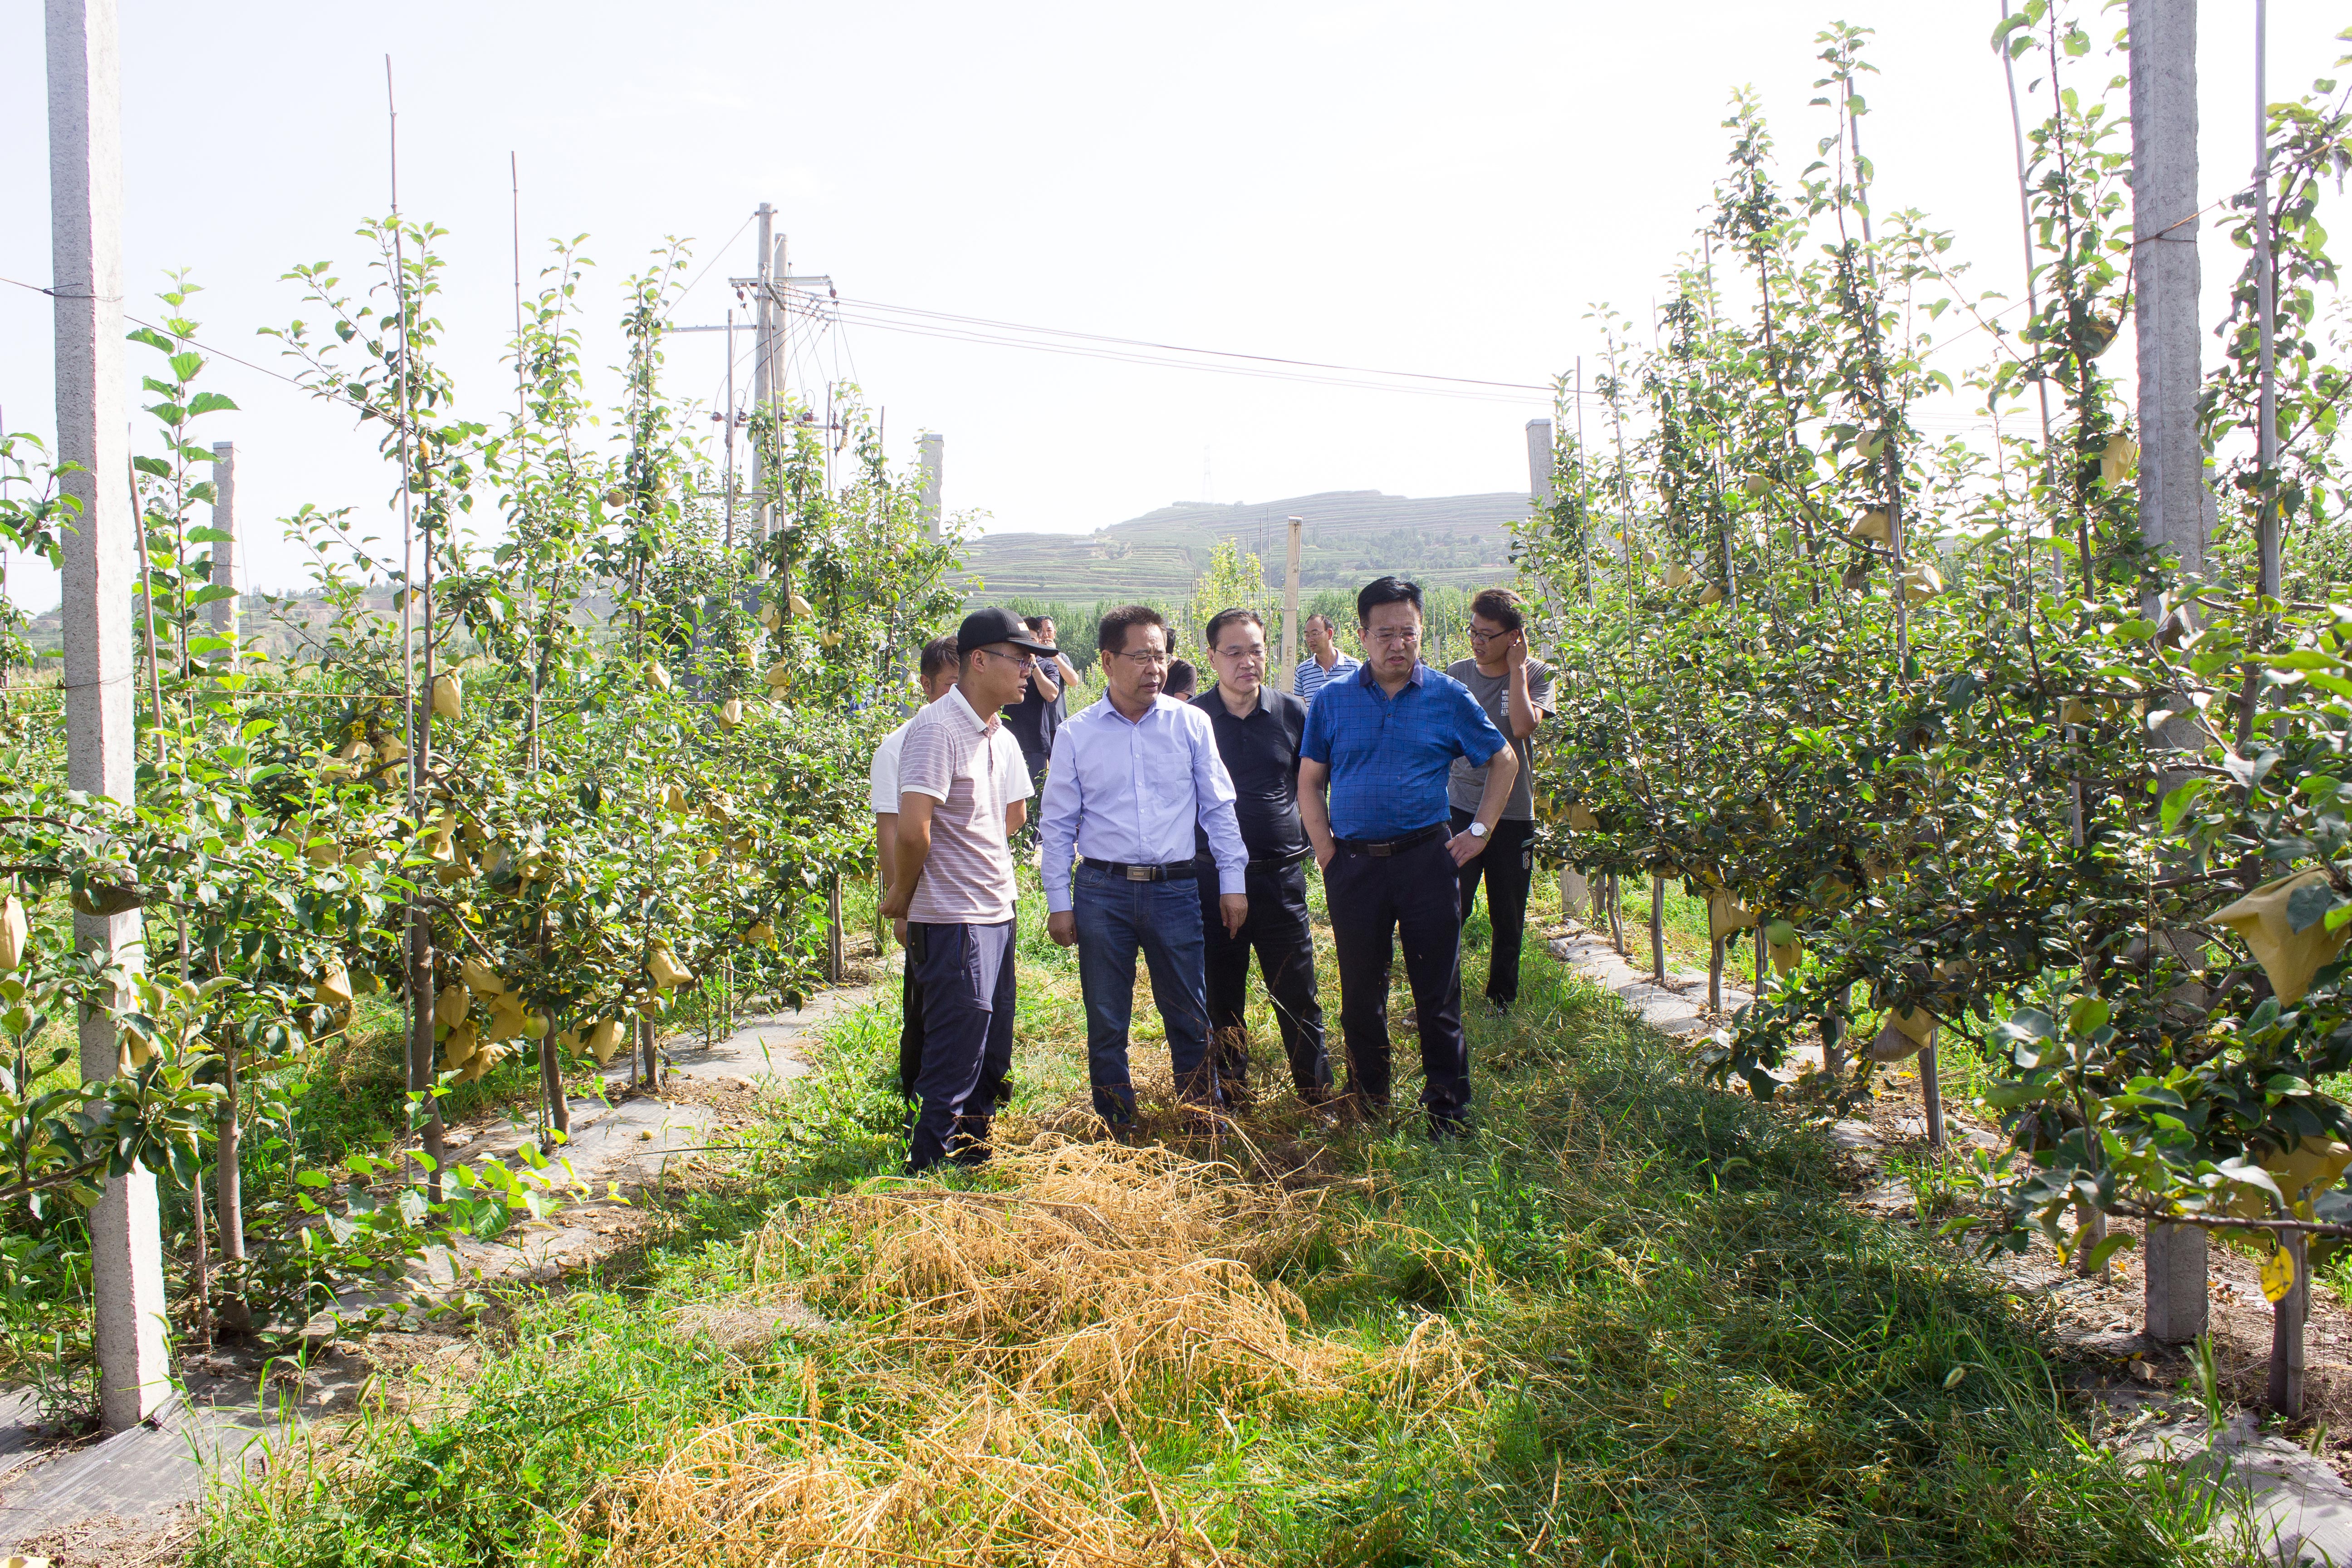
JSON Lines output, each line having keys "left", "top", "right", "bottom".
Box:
{"left": 185, "top": 870, "right": 2221, "bottom": 1568}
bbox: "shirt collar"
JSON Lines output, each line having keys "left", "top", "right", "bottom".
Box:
{"left": 943, "top": 683, "right": 997, "bottom": 733}
{"left": 1202, "top": 683, "right": 1278, "bottom": 717}
{"left": 1354, "top": 660, "right": 1425, "bottom": 689}
{"left": 1101, "top": 692, "right": 1171, "bottom": 728}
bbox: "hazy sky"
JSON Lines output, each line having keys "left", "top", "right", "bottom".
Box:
{"left": 1, "top": 2, "right": 2339, "bottom": 610}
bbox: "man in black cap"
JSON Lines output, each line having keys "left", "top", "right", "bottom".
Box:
{"left": 880, "top": 607, "right": 1058, "bottom": 1170}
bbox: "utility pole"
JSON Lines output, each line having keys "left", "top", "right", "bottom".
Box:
{"left": 1282, "top": 515, "right": 1303, "bottom": 691}
{"left": 769, "top": 232, "right": 787, "bottom": 544}
{"left": 208, "top": 441, "right": 235, "bottom": 645}
{"left": 48, "top": 0, "right": 170, "bottom": 1432}
{"left": 749, "top": 203, "right": 773, "bottom": 548}
{"left": 2130, "top": 0, "right": 2214, "bottom": 1351}
{"left": 702, "top": 211, "right": 835, "bottom": 552}
{"left": 919, "top": 433, "right": 944, "bottom": 541}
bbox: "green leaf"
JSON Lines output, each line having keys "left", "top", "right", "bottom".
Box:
{"left": 2288, "top": 877, "right": 2340, "bottom": 933}
{"left": 2084, "top": 1231, "right": 2137, "bottom": 1272}
{"left": 187, "top": 392, "right": 238, "bottom": 417}
{"left": 2160, "top": 777, "right": 2209, "bottom": 833}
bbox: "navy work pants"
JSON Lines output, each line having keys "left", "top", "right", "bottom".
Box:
{"left": 906, "top": 919, "right": 1015, "bottom": 1170}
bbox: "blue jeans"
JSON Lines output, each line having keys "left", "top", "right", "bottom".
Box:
{"left": 1073, "top": 862, "right": 1215, "bottom": 1121}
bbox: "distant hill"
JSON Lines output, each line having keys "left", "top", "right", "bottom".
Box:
{"left": 958, "top": 490, "right": 1533, "bottom": 602}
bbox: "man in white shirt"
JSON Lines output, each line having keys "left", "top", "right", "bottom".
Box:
{"left": 1293, "top": 612, "right": 1362, "bottom": 705}
{"left": 879, "top": 608, "right": 1056, "bottom": 1170}
{"left": 1040, "top": 604, "right": 1250, "bottom": 1130}
{"left": 870, "top": 633, "right": 1031, "bottom": 1099}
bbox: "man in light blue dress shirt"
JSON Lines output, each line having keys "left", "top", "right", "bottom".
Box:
{"left": 1042, "top": 604, "right": 1250, "bottom": 1128}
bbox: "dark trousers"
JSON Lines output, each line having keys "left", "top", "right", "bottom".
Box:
{"left": 897, "top": 960, "right": 923, "bottom": 1098}
{"left": 1451, "top": 809, "right": 1536, "bottom": 1009}
{"left": 906, "top": 919, "right": 1016, "bottom": 1170}
{"left": 1200, "top": 859, "right": 1330, "bottom": 1101}
{"left": 1325, "top": 832, "right": 1470, "bottom": 1129}
{"left": 1073, "top": 862, "right": 1214, "bottom": 1121}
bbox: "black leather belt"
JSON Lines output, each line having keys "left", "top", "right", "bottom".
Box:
{"left": 1334, "top": 823, "right": 1448, "bottom": 858}
{"left": 1082, "top": 857, "right": 1199, "bottom": 882}
{"left": 1248, "top": 848, "right": 1313, "bottom": 872}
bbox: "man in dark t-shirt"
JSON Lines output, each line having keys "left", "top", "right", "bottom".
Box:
{"left": 1191, "top": 607, "right": 1330, "bottom": 1105}
{"left": 1002, "top": 613, "right": 1077, "bottom": 794}
{"left": 1446, "top": 586, "right": 1555, "bottom": 1012}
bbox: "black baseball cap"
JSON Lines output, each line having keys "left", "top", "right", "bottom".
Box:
{"left": 956, "top": 606, "right": 1057, "bottom": 657}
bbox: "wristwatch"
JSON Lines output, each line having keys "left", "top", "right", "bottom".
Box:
{"left": 1467, "top": 822, "right": 1489, "bottom": 840}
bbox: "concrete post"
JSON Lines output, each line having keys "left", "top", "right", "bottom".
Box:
{"left": 2131, "top": 0, "right": 2212, "bottom": 590}
{"left": 917, "top": 433, "right": 943, "bottom": 541}
{"left": 208, "top": 441, "right": 235, "bottom": 644}
{"left": 2131, "top": 0, "right": 2211, "bottom": 1344}
{"left": 48, "top": 0, "right": 170, "bottom": 1430}
{"left": 1282, "top": 515, "right": 1302, "bottom": 695}
{"left": 1526, "top": 417, "right": 1556, "bottom": 604}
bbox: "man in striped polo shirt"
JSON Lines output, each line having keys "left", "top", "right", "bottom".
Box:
{"left": 1293, "top": 612, "right": 1362, "bottom": 705}
{"left": 880, "top": 607, "right": 1057, "bottom": 1170}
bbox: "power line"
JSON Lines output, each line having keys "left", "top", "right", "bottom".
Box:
{"left": 823, "top": 306, "right": 1547, "bottom": 405}
{"left": 657, "top": 211, "right": 758, "bottom": 327}
{"left": 833, "top": 293, "right": 1553, "bottom": 393}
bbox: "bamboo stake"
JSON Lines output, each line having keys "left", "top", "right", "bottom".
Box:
{"left": 387, "top": 57, "right": 443, "bottom": 1204}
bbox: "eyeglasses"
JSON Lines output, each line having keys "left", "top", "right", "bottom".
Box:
{"left": 1213, "top": 645, "right": 1265, "bottom": 663}
{"left": 1367, "top": 627, "right": 1421, "bottom": 646}
{"left": 976, "top": 647, "right": 1039, "bottom": 671}
{"left": 1112, "top": 650, "right": 1171, "bottom": 668}
{"left": 1468, "top": 627, "right": 1514, "bottom": 644}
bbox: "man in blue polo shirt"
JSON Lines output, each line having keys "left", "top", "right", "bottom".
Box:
{"left": 1298, "top": 576, "right": 1516, "bottom": 1137}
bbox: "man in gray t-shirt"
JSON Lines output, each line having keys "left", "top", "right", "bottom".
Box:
{"left": 1444, "top": 587, "right": 1555, "bottom": 1011}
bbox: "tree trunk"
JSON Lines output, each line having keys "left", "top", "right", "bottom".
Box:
{"left": 538, "top": 1033, "right": 571, "bottom": 1153}
{"left": 213, "top": 1039, "right": 250, "bottom": 1334}
{"left": 409, "top": 906, "right": 443, "bottom": 1203}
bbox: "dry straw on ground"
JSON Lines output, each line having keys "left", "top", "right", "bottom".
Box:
{"left": 590, "top": 1390, "right": 1251, "bottom": 1568}
{"left": 768, "top": 1133, "right": 1483, "bottom": 1416}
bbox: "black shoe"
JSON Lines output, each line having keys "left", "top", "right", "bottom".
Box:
{"left": 1427, "top": 1116, "right": 1472, "bottom": 1143}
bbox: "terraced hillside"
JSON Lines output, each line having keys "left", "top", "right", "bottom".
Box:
{"left": 960, "top": 489, "right": 1533, "bottom": 600}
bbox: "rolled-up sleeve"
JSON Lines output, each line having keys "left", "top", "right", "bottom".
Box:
{"left": 1188, "top": 709, "right": 1248, "bottom": 896}
{"left": 1039, "top": 725, "right": 1083, "bottom": 913}
{"left": 1452, "top": 684, "right": 1509, "bottom": 766}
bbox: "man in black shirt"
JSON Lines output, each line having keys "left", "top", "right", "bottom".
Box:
{"left": 1001, "top": 613, "right": 1078, "bottom": 796}
{"left": 1192, "top": 607, "right": 1330, "bottom": 1105}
